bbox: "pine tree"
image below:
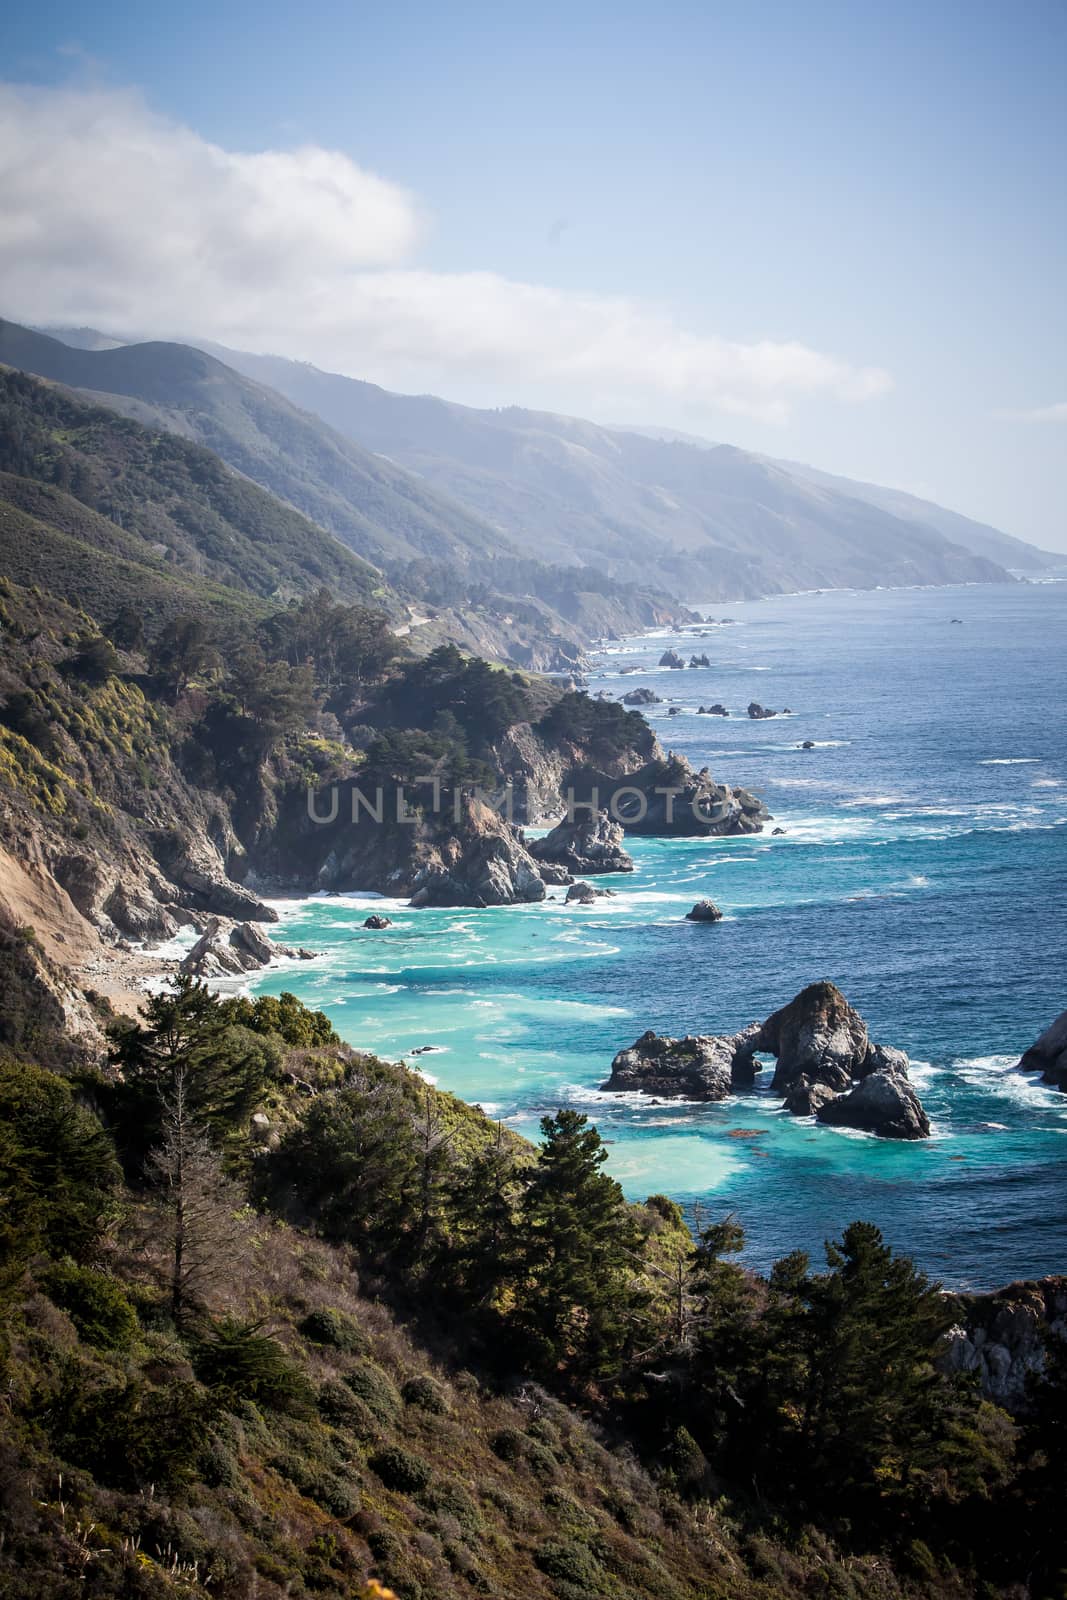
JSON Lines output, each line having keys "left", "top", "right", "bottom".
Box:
{"left": 513, "top": 1110, "right": 645, "bottom": 1379}
{"left": 445, "top": 1120, "right": 524, "bottom": 1307}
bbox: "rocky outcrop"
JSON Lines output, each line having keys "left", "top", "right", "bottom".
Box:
{"left": 565, "top": 881, "right": 617, "bottom": 905}
{"left": 363, "top": 914, "right": 393, "bottom": 929}
{"left": 567, "top": 754, "right": 770, "bottom": 838}
{"left": 685, "top": 900, "right": 723, "bottom": 923}
{"left": 601, "top": 1025, "right": 762, "bottom": 1100}
{"left": 529, "top": 810, "right": 634, "bottom": 875}
{"left": 698, "top": 704, "right": 729, "bottom": 716}
{"left": 942, "top": 1277, "right": 1067, "bottom": 1412}
{"left": 621, "top": 688, "right": 661, "bottom": 705}
{"left": 599, "top": 982, "right": 930, "bottom": 1138}
{"left": 1015, "top": 1008, "right": 1067, "bottom": 1091}
{"left": 659, "top": 649, "right": 685, "bottom": 669}
{"left": 179, "top": 917, "right": 313, "bottom": 977}
{"left": 747, "top": 702, "right": 777, "bottom": 719}
{"left": 688, "top": 654, "right": 710, "bottom": 668}
{"left": 175, "top": 862, "right": 279, "bottom": 923}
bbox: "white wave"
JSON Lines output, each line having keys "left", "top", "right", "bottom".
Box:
{"left": 1033, "top": 778, "right": 1063, "bottom": 787}
{"left": 955, "top": 1054, "right": 1067, "bottom": 1112}
{"left": 978, "top": 757, "right": 1041, "bottom": 765}
{"left": 841, "top": 794, "right": 909, "bottom": 807}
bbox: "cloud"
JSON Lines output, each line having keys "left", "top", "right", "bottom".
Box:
{"left": 999, "top": 401, "right": 1067, "bottom": 424}
{"left": 0, "top": 82, "right": 892, "bottom": 421}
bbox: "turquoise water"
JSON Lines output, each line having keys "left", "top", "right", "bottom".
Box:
{"left": 251, "top": 582, "right": 1067, "bottom": 1288}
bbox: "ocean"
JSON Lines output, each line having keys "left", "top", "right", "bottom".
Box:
{"left": 250, "top": 580, "right": 1067, "bottom": 1288}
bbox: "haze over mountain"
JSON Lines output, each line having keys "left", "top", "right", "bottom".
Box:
{"left": 17, "top": 321, "right": 1054, "bottom": 604}
{"left": 175, "top": 341, "right": 1049, "bottom": 600}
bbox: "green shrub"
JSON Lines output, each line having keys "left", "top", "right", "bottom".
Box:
{"left": 401, "top": 1373, "right": 449, "bottom": 1414}
{"left": 344, "top": 1360, "right": 402, "bottom": 1425}
{"left": 543, "top": 1487, "right": 597, "bottom": 1534}
{"left": 192, "top": 1318, "right": 314, "bottom": 1415}
{"left": 299, "top": 1305, "right": 367, "bottom": 1354}
{"left": 370, "top": 1445, "right": 433, "bottom": 1494}
{"left": 491, "top": 1426, "right": 526, "bottom": 1462}
{"left": 42, "top": 1262, "right": 139, "bottom": 1351}
{"left": 534, "top": 1536, "right": 606, "bottom": 1588}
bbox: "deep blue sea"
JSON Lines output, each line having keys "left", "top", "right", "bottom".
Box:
{"left": 249, "top": 582, "right": 1067, "bottom": 1288}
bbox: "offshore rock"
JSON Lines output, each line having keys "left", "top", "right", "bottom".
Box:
{"left": 363, "top": 914, "right": 393, "bottom": 929}
{"left": 685, "top": 900, "right": 723, "bottom": 923}
{"left": 783, "top": 1076, "right": 839, "bottom": 1116}
{"left": 1015, "top": 1008, "right": 1067, "bottom": 1091}
{"left": 529, "top": 809, "right": 634, "bottom": 875}
{"left": 601, "top": 1027, "right": 761, "bottom": 1101}
{"left": 659, "top": 649, "right": 686, "bottom": 668}
{"left": 747, "top": 702, "right": 778, "bottom": 719}
{"left": 621, "top": 687, "right": 661, "bottom": 705}
{"left": 536, "top": 861, "right": 574, "bottom": 886}
{"left": 565, "top": 880, "right": 617, "bottom": 904}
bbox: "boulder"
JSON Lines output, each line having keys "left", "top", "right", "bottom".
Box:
{"left": 529, "top": 809, "right": 634, "bottom": 875}
{"left": 565, "top": 881, "right": 617, "bottom": 904}
{"left": 800, "top": 740, "right": 815, "bottom": 750}
{"left": 621, "top": 687, "right": 661, "bottom": 705}
{"left": 941, "top": 1277, "right": 1067, "bottom": 1411}
{"left": 685, "top": 900, "right": 723, "bottom": 923}
{"left": 817, "top": 1070, "right": 931, "bottom": 1139}
{"left": 363, "top": 914, "right": 393, "bottom": 929}
{"left": 747, "top": 702, "right": 777, "bottom": 719}
{"left": 667, "top": 705, "right": 681, "bottom": 715}
{"left": 771, "top": 827, "right": 786, "bottom": 835}
{"left": 180, "top": 918, "right": 245, "bottom": 977}
{"left": 698, "top": 703, "right": 729, "bottom": 716}
{"left": 659, "top": 649, "right": 686, "bottom": 668}
{"left": 177, "top": 865, "right": 279, "bottom": 923}
{"left": 688, "top": 653, "right": 711, "bottom": 668}
{"left": 601, "top": 1028, "right": 759, "bottom": 1101}
{"left": 1015, "top": 1008, "right": 1067, "bottom": 1091}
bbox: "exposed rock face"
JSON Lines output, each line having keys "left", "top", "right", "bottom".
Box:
{"left": 601, "top": 1025, "right": 762, "bottom": 1100}
{"left": 942, "top": 1278, "right": 1067, "bottom": 1411}
{"left": 529, "top": 810, "right": 634, "bottom": 875}
{"left": 621, "top": 687, "right": 661, "bottom": 705}
{"left": 407, "top": 811, "right": 547, "bottom": 908}
{"left": 685, "top": 900, "right": 723, "bottom": 923}
{"left": 1015, "top": 1008, "right": 1067, "bottom": 1091}
{"left": 659, "top": 649, "right": 685, "bottom": 668}
{"left": 565, "top": 880, "right": 616, "bottom": 904}
{"left": 176, "top": 863, "right": 279, "bottom": 923}
{"left": 363, "top": 914, "right": 393, "bottom": 929}
{"left": 600, "top": 982, "right": 930, "bottom": 1138}
{"left": 698, "top": 704, "right": 729, "bottom": 716}
{"left": 755, "top": 981, "right": 871, "bottom": 1094}
{"left": 748, "top": 702, "right": 778, "bottom": 719}
{"left": 688, "top": 653, "right": 711, "bottom": 668}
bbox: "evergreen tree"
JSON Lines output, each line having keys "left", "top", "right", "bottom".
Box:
{"left": 513, "top": 1110, "right": 645, "bottom": 1379}
{"left": 445, "top": 1120, "right": 524, "bottom": 1307}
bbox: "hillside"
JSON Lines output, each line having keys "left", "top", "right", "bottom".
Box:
{"left": 0, "top": 367, "right": 388, "bottom": 612}
{"left": 7, "top": 321, "right": 693, "bottom": 655}
{"left": 177, "top": 343, "right": 1031, "bottom": 600}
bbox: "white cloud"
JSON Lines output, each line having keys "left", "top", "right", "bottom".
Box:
{"left": 1000, "top": 401, "right": 1067, "bottom": 424}
{"left": 0, "top": 82, "right": 892, "bottom": 421}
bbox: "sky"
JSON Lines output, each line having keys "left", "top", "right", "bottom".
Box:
{"left": 1, "top": 0, "right": 1064, "bottom": 549}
